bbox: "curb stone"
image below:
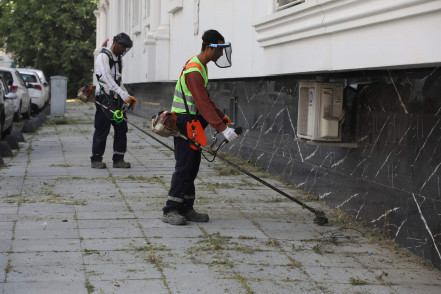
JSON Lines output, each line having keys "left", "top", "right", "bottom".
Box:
{"left": 10, "top": 129, "right": 25, "bottom": 142}
{"left": 0, "top": 141, "right": 13, "bottom": 157}
{"left": 4, "top": 134, "right": 19, "bottom": 149}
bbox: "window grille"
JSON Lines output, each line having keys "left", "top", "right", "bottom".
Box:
{"left": 275, "top": 0, "right": 305, "bottom": 11}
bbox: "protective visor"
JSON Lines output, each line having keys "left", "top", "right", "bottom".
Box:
{"left": 209, "top": 42, "right": 232, "bottom": 68}
{"left": 120, "top": 46, "right": 131, "bottom": 57}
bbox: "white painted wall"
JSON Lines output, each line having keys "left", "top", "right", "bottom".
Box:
{"left": 95, "top": 0, "right": 441, "bottom": 84}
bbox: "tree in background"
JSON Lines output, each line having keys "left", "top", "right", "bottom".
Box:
{"left": 0, "top": 0, "right": 98, "bottom": 97}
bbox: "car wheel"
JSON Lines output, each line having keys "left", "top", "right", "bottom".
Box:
{"left": 22, "top": 103, "right": 31, "bottom": 119}
{"left": 13, "top": 101, "right": 22, "bottom": 122}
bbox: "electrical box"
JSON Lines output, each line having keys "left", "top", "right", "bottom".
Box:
{"left": 297, "top": 82, "right": 344, "bottom": 141}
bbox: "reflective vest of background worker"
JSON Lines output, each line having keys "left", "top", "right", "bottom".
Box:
{"left": 162, "top": 29, "right": 239, "bottom": 226}
{"left": 91, "top": 33, "right": 138, "bottom": 169}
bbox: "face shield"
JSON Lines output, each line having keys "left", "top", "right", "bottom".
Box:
{"left": 209, "top": 42, "right": 232, "bottom": 68}
{"left": 115, "top": 43, "right": 131, "bottom": 57}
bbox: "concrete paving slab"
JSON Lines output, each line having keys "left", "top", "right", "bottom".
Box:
{"left": 142, "top": 224, "right": 204, "bottom": 239}
{"left": 12, "top": 238, "right": 81, "bottom": 253}
{"left": 0, "top": 240, "right": 11, "bottom": 253}
{"left": 163, "top": 262, "right": 244, "bottom": 294}
{"left": 80, "top": 237, "right": 149, "bottom": 252}
{"left": 18, "top": 203, "right": 75, "bottom": 215}
{"left": 78, "top": 227, "right": 144, "bottom": 239}
{"left": 0, "top": 253, "right": 7, "bottom": 282}
{"left": 75, "top": 210, "right": 135, "bottom": 220}
{"left": 89, "top": 279, "right": 167, "bottom": 294}
{"left": 8, "top": 252, "right": 83, "bottom": 267}
{"left": 389, "top": 284, "right": 441, "bottom": 294}
{"left": 14, "top": 219, "right": 77, "bottom": 231}
{"left": 14, "top": 227, "right": 78, "bottom": 240}
{"left": 76, "top": 219, "right": 139, "bottom": 229}
{"left": 7, "top": 265, "right": 84, "bottom": 282}
{"left": 0, "top": 222, "right": 14, "bottom": 240}
{"left": 82, "top": 250, "right": 153, "bottom": 266}
{"left": 3, "top": 281, "right": 88, "bottom": 294}
{"left": 85, "top": 263, "right": 161, "bottom": 281}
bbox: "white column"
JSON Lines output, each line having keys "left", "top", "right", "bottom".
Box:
{"left": 109, "top": 0, "right": 120, "bottom": 39}
{"left": 94, "top": 9, "right": 101, "bottom": 51}
{"left": 150, "top": 0, "right": 160, "bottom": 31}
{"left": 155, "top": 0, "right": 170, "bottom": 80}
{"left": 100, "top": 1, "right": 108, "bottom": 45}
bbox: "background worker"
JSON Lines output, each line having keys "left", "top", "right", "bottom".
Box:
{"left": 162, "top": 29, "right": 239, "bottom": 225}
{"left": 91, "top": 33, "right": 138, "bottom": 169}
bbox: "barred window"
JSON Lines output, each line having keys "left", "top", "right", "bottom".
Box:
{"left": 275, "top": 0, "right": 305, "bottom": 11}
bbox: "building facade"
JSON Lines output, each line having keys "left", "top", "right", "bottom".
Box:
{"left": 95, "top": 0, "right": 441, "bottom": 268}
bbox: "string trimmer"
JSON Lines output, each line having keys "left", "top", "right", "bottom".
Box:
{"left": 94, "top": 100, "right": 329, "bottom": 225}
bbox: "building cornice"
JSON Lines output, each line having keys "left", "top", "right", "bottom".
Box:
{"left": 254, "top": 0, "right": 441, "bottom": 47}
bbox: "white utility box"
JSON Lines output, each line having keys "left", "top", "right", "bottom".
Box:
{"left": 297, "top": 82, "right": 344, "bottom": 141}
{"left": 50, "top": 76, "right": 67, "bottom": 117}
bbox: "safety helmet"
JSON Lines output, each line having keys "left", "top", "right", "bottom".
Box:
{"left": 113, "top": 33, "right": 133, "bottom": 56}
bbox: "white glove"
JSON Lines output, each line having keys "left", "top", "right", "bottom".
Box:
{"left": 222, "top": 127, "right": 238, "bottom": 142}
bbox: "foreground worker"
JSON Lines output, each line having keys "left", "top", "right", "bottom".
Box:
{"left": 162, "top": 29, "right": 239, "bottom": 225}
{"left": 91, "top": 33, "right": 138, "bottom": 169}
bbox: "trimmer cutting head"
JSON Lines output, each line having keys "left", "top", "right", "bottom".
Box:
{"left": 313, "top": 211, "right": 329, "bottom": 225}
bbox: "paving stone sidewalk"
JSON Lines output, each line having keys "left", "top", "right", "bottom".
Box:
{"left": 0, "top": 100, "right": 440, "bottom": 294}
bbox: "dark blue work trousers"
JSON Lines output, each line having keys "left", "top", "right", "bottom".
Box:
{"left": 91, "top": 97, "right": 128, "bottom": 163}
{"left": 163, "top": 114, "right": 207, "bottom": 213}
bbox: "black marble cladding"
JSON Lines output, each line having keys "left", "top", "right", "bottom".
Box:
{"left": 129, "top": 66, "right": 441, "bottom": 269}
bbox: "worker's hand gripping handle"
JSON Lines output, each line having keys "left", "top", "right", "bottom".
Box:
{"left": 222, "top": 126, "right": 243, "bottom": 143}
{"left": 128, "top": 100, "right": 135, "bottom": 111}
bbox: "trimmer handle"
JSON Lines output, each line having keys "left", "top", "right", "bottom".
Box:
{"left": 128, "top": 100, "right": 135, "bottom": 111}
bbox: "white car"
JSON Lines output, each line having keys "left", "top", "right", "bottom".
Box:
{"left": 26, "top": 68, "right": 50, "bottom": 104}
{"left": 18, "top": 69, "right": 47, "bottom": 112}
{"left": 0, "top": 77, "right": 16, "bottom": 138}
{"left": 0, "top": 67, "right": 31, "bottom": 121}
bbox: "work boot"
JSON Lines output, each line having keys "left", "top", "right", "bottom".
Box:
{"left": 184, "top": 208, "right": 209, "bottom": 222}
{"left": 91, "top": 161, "right": 106, "bottom": 169}
{"left": 162, "top": 210, "right": 187, "bottom": 225}
{"left": 113, "top": 159, "right": 131, "bottom": 168}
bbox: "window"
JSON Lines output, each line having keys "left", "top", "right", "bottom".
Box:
{"left": 123, "top": 1, "right": 129, "bottom": 32}
{"left": 15, "top": 72, "right": 26, "bottom": 86}
{"left": 131, "top": 0, "right": 141, "bottom": 34}
{"left": 143, "top": 0, "right": 150, "bottom": 19}
{"left": 133, "top": 0, "right": 140, "bottom": 26}
{"left": 274, "top": 0, "right": 304, "bottom": 11}
{"left": 0, "top": 71, "right": 13, "bottom": 86}
{"left": 21, "top": 74, "right": 37, "bottom": 83}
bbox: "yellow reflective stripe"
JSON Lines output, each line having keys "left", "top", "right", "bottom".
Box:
{"left": 173, "top": 96, "right": 195, "bottom": 106}
{"left": 172, "top": 101, "right": 195, "bottom": 111}
{"left": 171, "top": 106, "right": 197, "bottom": 115}
{"left": 171, "top": 99, "right": 197, "bottom": 114}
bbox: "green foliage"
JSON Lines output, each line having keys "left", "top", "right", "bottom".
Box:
{"left": 0, "top": 0, "right": 98, "bottom": 97}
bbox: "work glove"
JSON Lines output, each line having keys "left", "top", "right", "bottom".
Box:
{"left": 125, "top": 96, "right": 138, "bottom": 105}
{"left": 222, "top": 127, "right": 238, "bottom": 142}
{"left": 222, "top": 115, "right": 231, "bottom": 126}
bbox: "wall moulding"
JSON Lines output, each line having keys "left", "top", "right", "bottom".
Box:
{"left": 254, "top": 0, "right": 441, "bottom": 47}
{"left": 169, "top": 0, "right": 183, "bottom": 13}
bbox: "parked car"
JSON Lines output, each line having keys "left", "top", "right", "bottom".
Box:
{"left": 25, "top": 68, "right": 50, "bottom": 104}
{"left": 0, "top": 77, "right": 16, "bottom": 138}
{"left": 0, "top": 67, "right": 31, "bottom": 121}
{"left": 18, "top": 69, "right": 47, "bottom": 113}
